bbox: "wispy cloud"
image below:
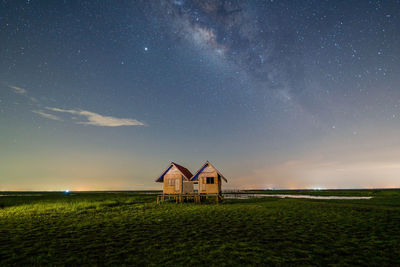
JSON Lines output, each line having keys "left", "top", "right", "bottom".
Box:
{"left": 7, "top": 84, "right": 37, "bottom": 102}
{"left": 32, "top": 110, "right": 62, "bottom": 121}
{"left": 46, "top": 107, "right": 145, "bottom": 127}
{"left": 5, "top": 83, "right": 145, "bottom": 127}
{"left": 9, "top": 85, "right": 28, "bottom": 94}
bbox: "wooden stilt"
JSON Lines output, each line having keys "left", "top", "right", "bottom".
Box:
{"left": 156, "top": 193, "right": 223, "bottom": 204}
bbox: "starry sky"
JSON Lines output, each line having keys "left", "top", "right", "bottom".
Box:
{"left": 1, "top": 0, "right": 400, "bottom": 191}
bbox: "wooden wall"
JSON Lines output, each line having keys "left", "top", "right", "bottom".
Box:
{"left": 198, "top": 165, "right": 221, "bottom": 194}
{"left": 183, "top": 181, "right": 194, "bottom": 194}
{"left": 162, "top": 165, "right": 193, "bottom": 194}
{"left": 163, "top": 165, "right": 181, "bottom": 194}
{"left": 163, "top": 174, "right": 181, "bottom": 194}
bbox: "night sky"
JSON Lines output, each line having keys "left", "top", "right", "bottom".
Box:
{"left": 1, "top": 0, "right": 400, "bottom": 190}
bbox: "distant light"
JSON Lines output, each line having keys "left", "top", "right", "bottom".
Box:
{"left": 144, "top": 47, "right": 148, "bottom": 51}
{"left": 313, "top": 187, "right": 324, "bottom": 190}
{"left": 65, "top": 189, "right": 70, "bottom": 193}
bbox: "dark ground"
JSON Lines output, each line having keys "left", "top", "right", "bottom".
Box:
{"left": 0, "top": 190, "right": 399, "bottom": 265}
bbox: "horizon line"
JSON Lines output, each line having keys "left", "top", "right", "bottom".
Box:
{"left": 0, "top": 188, "right": 399, "bottom": 193}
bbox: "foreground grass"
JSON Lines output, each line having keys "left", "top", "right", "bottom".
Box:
{"left": 0, "top": 191, "right": 399, "bottom": 265}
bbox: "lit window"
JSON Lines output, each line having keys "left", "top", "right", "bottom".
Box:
{"left": 206, "top": 177, "right": 214, "bottom": 184}
{"left": 168, "top": 178, "right": 175, "bottom": 186}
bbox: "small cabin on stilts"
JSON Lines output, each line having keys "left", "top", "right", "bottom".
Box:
{"left": 155, "top": 162, "right": 194, "bottom": 202}
{"left": 155, "top": 161, "right": 228, "bottom": 204}
{"left": 190, "top": 161, "right": 228, "bottom": 203}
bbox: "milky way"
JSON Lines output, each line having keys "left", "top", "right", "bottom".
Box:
{"left": 146, "top": 0, "right": 301, "bottom": 95}
{"left": 145, "top": 0, "right": 400, "bottom": 116}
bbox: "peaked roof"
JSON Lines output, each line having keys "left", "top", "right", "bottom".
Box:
{"left": 155, "top": 162, "right": 193, "bottom": 182}
{"left": 190, "top": 161, "right": 228, "bottom": 183}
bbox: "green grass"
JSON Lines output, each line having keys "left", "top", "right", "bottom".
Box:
{"left": 1, "top": 190, "right": 399, "bottom": 265}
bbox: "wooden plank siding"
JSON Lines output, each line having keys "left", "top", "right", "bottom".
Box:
{"left": 192, "top": 162, "right": 227, "bottom": 196}
{"left": 157, "top": 163, "right": 193, "bottom": 195}
{"left": 163, "top": 173, "right": 182, "bottom": 194}
{"left": 198, "top": 171, "right": 220, "bottom": 194}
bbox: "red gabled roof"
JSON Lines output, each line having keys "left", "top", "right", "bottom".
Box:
{"left": 172, "top": 162, "right": 193, "bottom": 180}
{"left": 155, "top": 162, "right": 193, "bottom": 182}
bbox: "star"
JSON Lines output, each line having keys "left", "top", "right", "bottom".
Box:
{"left": 144, "top": 47, "right": 148, "bottom": 51}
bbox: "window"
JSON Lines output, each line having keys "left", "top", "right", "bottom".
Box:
{"left": 168, "top": 178, "right": 175, "bottom": 186}
{"left": 206, "top": 177, "right": 214, "bottom": 184}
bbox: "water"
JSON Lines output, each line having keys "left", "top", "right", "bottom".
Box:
{"left": 223, "top": 194, "right": 372, "bottom": 200}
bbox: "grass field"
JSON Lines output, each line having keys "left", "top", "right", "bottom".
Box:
{"left": 1, "top": 190, "right": 399, "bottom": 265}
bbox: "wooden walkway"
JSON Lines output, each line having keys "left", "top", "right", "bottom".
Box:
{"left": 156, "top": 193, "right": 223, "bottom": 204}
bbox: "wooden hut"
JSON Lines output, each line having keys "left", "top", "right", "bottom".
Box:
{"left": 155, "top": 162, "right": 194, "bottom": 195}
{"left": 190, "top": 161, "right": 227, "bottom": 196}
